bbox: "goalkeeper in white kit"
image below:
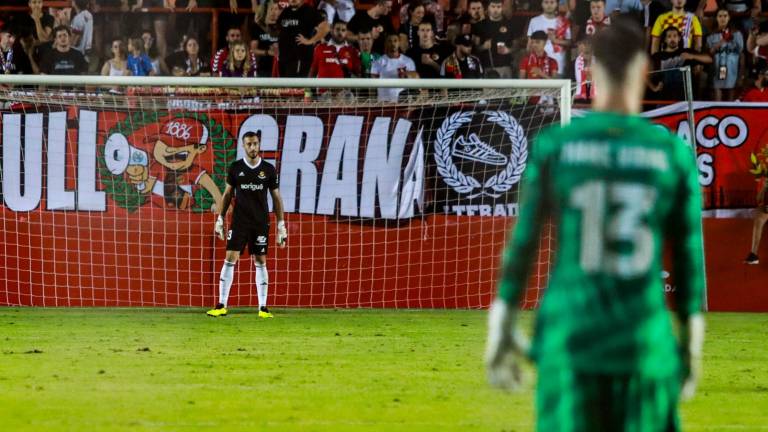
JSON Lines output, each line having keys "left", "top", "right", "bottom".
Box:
{"left": 208, "top": 131, "right": 287, "bottom": 318}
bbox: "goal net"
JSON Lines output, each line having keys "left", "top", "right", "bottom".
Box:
{"left": 0, "top": 76, "right": 570, "bottom": 308}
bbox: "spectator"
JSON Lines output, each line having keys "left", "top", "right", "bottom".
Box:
{"left": 220, "top": 0, "right": 257, "bottom": 49}
{"left": 127, "top": 36, "right": 155, "bottom": 76}
{"left": 636, "top": 0, "right": 667, "bottom": 46}
{"left": 650, "top": 0, "right": 703, "bottom": 54}
{"left": 452, "top": 0, "right": 485, "bottom": 38}
{"left": 12, "top": 0, "right": 55, "bottom": 44}
{"left": 251, "top": 1, "right": 280, "bottom": 78}
{"left": 347, "top": 0, "right": 394, "bottom": 54}
{"left": 602, "top": 0, "right": 645, "bottom": 15}
{"left": 100, "top": 38, "right": 131, "bottom": 76}
{"left": 131, "top": 0, "right": 171, "bottom": 59}
{"left": 406, "top": 22, "right": 452, "bottom": 79}
{"left": 39, "top": 25, "right": 87, "bottom": 75}
{"left": 0, "top": 26, "right": 16, "bottom": 74}
{"left": 212, "top": 25, "right": 242, "bottom": 76}
{"left": 276, "top": 0, "right": 329, "bottom": 77}
{"left": 519, "top": 30, "right": 558, "bottom": 78}
{"left": 400, "top": 0, "right": 444, "bottom": 35}
{"left": 167, "top": 36, "right": 211, "bottom": 76}
{"left": 358, "top": 31, "right": 381, "bottom": 77}
{"left": 584, "top": 0, "right": 611, "bottom": 36}
{"left": 399, "top": 2, "right": 436, "bottom": 52}
{"left": 141, "top": 29, "right": 164, "bottom": 75}
{"left": 473, "top": 0, "right": 518, "bottom": 78}
{"left": 310, "top": 19, "right": 360, "bottom": 78}
{"left": 720, "top": 0, "right": 761, "bottom": 35}
{"left": 527, "top": 0, "right": 571, "bottom": 76}
{"left": 649, "top": 26, "right": 712, "bottom": 100}
{"left": 371, "top": 34, "right": 418, "bottom": 102}
{"left": 70, "top": 0, "right": 93, "bottom": 56}
{"left": 220, "top": 41, "right": 257, "bottom": 77}
{"left": 741, "top": 67, "right": 768, "bottom": 101}
{"left": 318, "top": 0, "right": 356, "bottom": 24}
{"left": 569, "top": 0, "right": 593, "bottom": 38}
{"left": 747, "top": 21, "right": 768, "bottom": 66}
{"left": 5, "top": 24, "right": 37, "bottom": 74}
{"left": 441, "top": 33, "right": 484, "bottom": 79}
{"left": 706, "top": 8, "right": 744, "bottom": 101}
{"left": 744, "top": 177, "right": 768, "bottom": 264}
{"left": 573, "top": 37, "right": 595, "bottom": 101}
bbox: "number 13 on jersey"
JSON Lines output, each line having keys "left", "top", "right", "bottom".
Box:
{"left": 571, "top": 181, "right": 657, "bottom": 278}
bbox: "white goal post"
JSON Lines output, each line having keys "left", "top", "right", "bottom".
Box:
{"left": 0, "top": 76, "right": 571, "bottom": 308}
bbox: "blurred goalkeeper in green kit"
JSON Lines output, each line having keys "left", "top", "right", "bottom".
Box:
{"left": 485, "top": 19, "right": 706, "bottom": 432}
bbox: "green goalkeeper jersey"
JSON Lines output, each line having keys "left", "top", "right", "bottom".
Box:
{"left": 498, "top": 111, "right": 705, "bottom": 377}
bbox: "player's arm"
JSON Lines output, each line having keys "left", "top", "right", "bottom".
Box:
{"left": 666, "top": 138, "right": 706, "bottom": 400}
{"left": 270, "top": 187, "right": 287, "bottom": 247}
{"left": 215, "top": 184, "right": 234, "bottom": 240}
{"left": 198, "top": 173, "right": 223, "bottom": 213}
{"left": 486, "top": 130, "right": 551, "bottom": 391}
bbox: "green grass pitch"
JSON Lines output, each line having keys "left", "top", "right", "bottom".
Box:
{"left": 0, "top": 309, "right": 766, "bottom": 431}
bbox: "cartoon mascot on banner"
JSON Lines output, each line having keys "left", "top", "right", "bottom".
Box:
{"left": 105, "top": 117, "right": 223, "bottom": 211}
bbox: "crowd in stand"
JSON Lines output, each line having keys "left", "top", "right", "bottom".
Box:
{"left": 2, "top": 0, "right": 768, "bottom": 102}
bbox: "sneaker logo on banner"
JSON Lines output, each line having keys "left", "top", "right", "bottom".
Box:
{"left": 434, "top": 111, "right": 527, "bottom": 199}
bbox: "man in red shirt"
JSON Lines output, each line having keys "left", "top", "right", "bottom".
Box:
{"left": 519, "top": 30, "right": 558, "bottom": 78}
{"left": 742, "top": 68, "right": 768, "bottom": 102}
{"left": 310, "top": 19, "right": 360, "bottom": 78}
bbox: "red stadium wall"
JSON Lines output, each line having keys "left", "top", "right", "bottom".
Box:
{"left": 2, "top": 102, "right": 768, "bottom": 310}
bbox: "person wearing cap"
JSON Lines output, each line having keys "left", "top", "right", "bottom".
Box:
{"left": 519, "top": 30, "right": 558, "bottom": 79}
{"left": 441, "top": 33, "right": 484, "bottom": 79}
{"left": 471, "top": 0, "right": 518, "bottom": 78}
{"left": 126, "top": 118, "right": 223, "bottom": 212}
{"left": 209, "top": 131, "right": 287, "bottom": 319}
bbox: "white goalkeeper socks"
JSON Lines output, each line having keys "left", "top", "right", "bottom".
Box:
{"left": 219, "top": 261, "right": 236, "bottom": 307}
{"left": 255, "top": 262, "right": 268, "bottom": 308}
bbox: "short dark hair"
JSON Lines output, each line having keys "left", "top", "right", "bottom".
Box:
{"left": 242, "top": 131, "right": 261, "bottom": 142}
{"left": 53, "top": 25, "right": 71, "bottom": 37}
{"left": 589, "top": 0, "right": 605, "bottom": 3}
{"left": 418, "top": 21, "right": 435, "bottom": 31}
{"left": 74, "top": 0, "right": 89, "bottom": 10}
{"left": 409, "top": 1, "right": 425, "bottom": 13}
{"left": 332, "top": 17, "right": 347, "bottom": 27}
{"left": 592, "top": 17, "right": 646, "bottom": 84}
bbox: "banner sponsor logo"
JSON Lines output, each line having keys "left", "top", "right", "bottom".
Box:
{"left": 643, "top": 102, "right": 768, "bottom": 211}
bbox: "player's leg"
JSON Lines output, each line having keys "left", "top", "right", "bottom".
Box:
{"left": 254, "top": 254, "right": 272, "bottom": 318}
{"left": 207, "top": 226, "right": 246, "bottom": 317}
{"left": 250, "top": 223, "right": 272, "bottom": 318}
{"left": 746, "top": 208, "right": 768, "bottom": 264}
{"left": 536, "top": 367, "right": 680, "bottom": 432}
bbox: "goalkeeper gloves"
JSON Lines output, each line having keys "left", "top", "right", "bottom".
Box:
{"left": 214, "top": 215, "right": 225, "bottom": 241}
{"left": 680, "top": 313, "right": 705, "bottom": 401}
{"left": 485, "top": 298, "right": 530, "bottom": 392}
{"left": 277, "top": 220, "right": 287, "bottom": 247}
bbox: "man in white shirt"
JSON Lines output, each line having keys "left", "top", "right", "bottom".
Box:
{"left": 371, "top": 34, "right": 419, "bottom": 102}
{"left": 70, "top": 0, "right": 92, "bottom": 56}
{"left": 526, "top": 0, "right": 571, "bottom": 76}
